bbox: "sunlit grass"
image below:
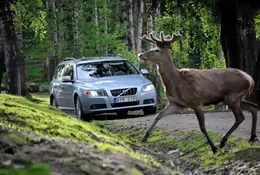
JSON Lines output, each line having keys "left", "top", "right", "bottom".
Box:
{"left": 0, "top": 94, "right": 169, "bottom": 171}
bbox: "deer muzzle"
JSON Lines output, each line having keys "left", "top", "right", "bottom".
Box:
{"left": 138, "top": 53, "right": 146, "bottom": 60}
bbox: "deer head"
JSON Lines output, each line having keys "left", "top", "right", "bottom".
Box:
{"left": 138, "top": 31, "right": 183, "bottom": 64}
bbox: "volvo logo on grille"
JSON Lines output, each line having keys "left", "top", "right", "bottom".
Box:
{"left": 117, "top": 88, "right": 130, "bottom": 97}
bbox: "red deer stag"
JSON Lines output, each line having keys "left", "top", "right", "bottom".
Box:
{"left": 138, "top": 31, "right": 258, "bottom": 154}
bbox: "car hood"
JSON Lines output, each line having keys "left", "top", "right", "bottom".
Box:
{"left": 77, "top": 74, "right": 151, "bottom": 89}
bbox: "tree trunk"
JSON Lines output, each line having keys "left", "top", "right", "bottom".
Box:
{"left": 93, "top": 0, "right": 99, "bottom": 53}
{"left": 0, "top": 27, "right": 4, "bottom": 93}
{"left": 0, "top": 48, "right": 4, "bottom": 94}
{"left": 57, "top": 0, "right": 64, "bottom": 57}
{"left": 0, "top": 1, "right": 18, "bottom": 95}
{"left": 51, "top": 0, "right": 58, "bottom": 58}
{"left": 15, "top": 30, "right": 28, "bottom": 96}
{"left": 219, "top": 2, "right": 258, "bottom": 103}
{"left": 128, "top": 0, "right": 135, "bottom": 51}
{"left": 104, "top": 0, "right": 108, "bottom": 56}
{"left": 252, "top": 39, "right": 260, "bottom": 104}
{"left": 120, "top": 0, "right": 128, "bottom": 46}
{"left": 219, "top": 2, "right": 257, "bottom": 75}
{"left": 136, "top": 0, "right": 144, "bottom": 53}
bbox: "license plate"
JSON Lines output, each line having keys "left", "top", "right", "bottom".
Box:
{"left": 114, "top": 96, "right": 137, "bottom": 103}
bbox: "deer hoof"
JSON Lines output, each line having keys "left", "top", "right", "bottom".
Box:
{"left": 249, "top": 135, "right": 258, "bottom": 142}
{"left": 219, "top": 138, "right": 227, "bottom": 149}
{"left": 212, "top": 146, "right": 218, "bottom": 154}
{"left": 141, "top": 134, "right": 149, "bottom": 143}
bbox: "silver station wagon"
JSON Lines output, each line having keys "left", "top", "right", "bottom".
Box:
{"left": 49, "top": 56, "right": 157, "bottom": 119}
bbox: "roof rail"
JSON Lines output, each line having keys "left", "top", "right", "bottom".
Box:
{"left": 63, "top": 57, "right": 76, "bottom": 62}
{"left": 106, "top": 54, "right": 124, "bottom": 58}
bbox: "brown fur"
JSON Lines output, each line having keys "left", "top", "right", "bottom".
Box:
{"left": 138, "top": 31, "right": 258, "bottom": 154}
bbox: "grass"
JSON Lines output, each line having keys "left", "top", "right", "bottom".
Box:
{"left": 1, "top": 93, "right": 258, "bottom": 173}
{"left": 96, "top": 121, "right": 260, "bottom": 172}
{"left": 0, "top": 94, "right": 173, "bottom": 174}
{"left": 0, "top": 163, "right": 51, "bottom": 175}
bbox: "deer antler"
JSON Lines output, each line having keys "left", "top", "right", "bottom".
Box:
{"left": 161, "top": 31, "right": 183, "bottom": 43}
{"left": 141, "top": 34, "right": 157, "bottom": 45}
{"left": 149, "top": 31, "right": 162, "bottom": 43}
{"left": 141, "top": 31, "right": 183, "bottom": 48}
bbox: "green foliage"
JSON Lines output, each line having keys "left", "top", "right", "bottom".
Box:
{"left": 0, "top": 162, "right": 51, "bottom": 175}
{"left": 10, "top": 0, "right": 137, "bottom": 63}
{"left": 155, "top": 1, "right": 226, "bottom": 69}
{"left": 256, "top": 12, "right": 260, "bottom": 38}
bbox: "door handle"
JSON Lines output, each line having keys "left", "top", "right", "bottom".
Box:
{"left": 61, "top": 86, "right": 64, "bottom": 89}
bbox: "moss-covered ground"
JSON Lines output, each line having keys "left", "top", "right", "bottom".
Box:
{"left": 97, "top": 121, "right": 260, "bottom": 174}
{"left": 0, "top": 94, "right": 175, "bottom": 175}
{"left": 1, "top": 94, "right": 260, "bottom": 175}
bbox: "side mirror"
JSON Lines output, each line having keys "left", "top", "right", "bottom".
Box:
{"left": 62, "top": 76, "right": 73, "bottom": 83}
{"left": 140, "top": 69, "right": 149, "bottom": 75}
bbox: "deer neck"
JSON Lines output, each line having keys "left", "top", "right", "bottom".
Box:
{"left": 157, "top": 56, "right": 182, "bottom": 94}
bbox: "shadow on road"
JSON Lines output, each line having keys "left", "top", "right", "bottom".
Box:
{"left": 85, "top": 112, "right": 145, "bottom": 121}
{"left": 63, "top": 109, "right": 150, "bottom": 121}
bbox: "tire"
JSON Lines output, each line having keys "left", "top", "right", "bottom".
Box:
{"left": 116, "top": 110, "right": 128, "bottom": 118}
{"left": 75, "top": 96, "right": 85, "bottom": 120}
{"left": 143, "top": 106, "right": 157, "bottom": 115}
{"left": 51, "top": 96, "right": 58, "bottom": 108}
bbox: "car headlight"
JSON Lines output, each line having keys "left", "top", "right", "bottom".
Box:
{"left": 142, "top": 84, "right": 155, "bottom": 92}
{"left": 84, "top": 90, "right": 104, "bottom": 96}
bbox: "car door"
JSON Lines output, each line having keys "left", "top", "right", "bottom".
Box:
{"left": 52, "top": 64, "right": 65, "bottom": 106}
{"left": 60, "top": 63, "right": 75, "bottom": 109}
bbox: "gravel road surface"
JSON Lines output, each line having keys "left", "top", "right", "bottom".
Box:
{"left": 111, "top": 111, "right": 260, "bottom": 140}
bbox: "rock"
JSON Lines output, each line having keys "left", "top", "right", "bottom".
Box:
{"left": 170, "top": 160, "right": 177, "bottom": 170}
{"left": 2, "top": 160, "right": 12, "bottom": 166}
{"left": 26, "top": 81, "right": 39, "bottom": 93}
{"left": 13, "top": 164, "right": 25, "bottom": 169}
{"left": 167, "top": 149, "right": 180, "bottom": 155}
{"left": 39, "top": 85, "right": 50, "bottom": 93}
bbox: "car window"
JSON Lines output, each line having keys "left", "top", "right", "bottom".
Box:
{"left": 53, "top": 64, "right": 65, "bottom": 80}
{"left": 62, "top": 63, "right": 74, "bottom": 80}
{"left": 76, "top": 60, "right": 139, "bottom": 80}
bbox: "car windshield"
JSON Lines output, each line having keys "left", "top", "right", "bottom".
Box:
{"left": 76, "top": 60, "right": 139, "bottom": 79}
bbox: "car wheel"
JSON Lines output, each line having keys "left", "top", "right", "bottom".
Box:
{"left": 116, "top": 110, "right": 128, "bottom": 118}
{"left": 51, "top": 96, "right": 58, "bottom": 108}
{"left": 143, "top": 106, "right": 157, "bottom": 115}
{"left": 75, "top": 96, "right": 84, "bottom": 120}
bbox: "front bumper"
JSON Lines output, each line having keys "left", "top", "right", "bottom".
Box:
{"left": 80, "top": 90, "right": 157, "bottom": 114}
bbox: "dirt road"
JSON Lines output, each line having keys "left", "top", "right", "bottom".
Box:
{"left": 112, "top": 111, "right": 260, "bottom": 140}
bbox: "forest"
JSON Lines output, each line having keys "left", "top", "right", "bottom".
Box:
{"left": 1, "top": 0, "right": 260, "bottom": 105}
{"left": 2, "top": 0, "right": 260, "bottom": 175}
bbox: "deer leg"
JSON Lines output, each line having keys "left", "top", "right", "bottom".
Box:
{"left": 241, "top": 100, "right": 258, "bottom": 142}
{"left": 220, "top": 103, "right": 245, "bottom": 148}
{"left": 193, "top": 106, "right": 218, "bottom": 154}
{"left": 141, "top": 104, "right": 178, "bottom": 142}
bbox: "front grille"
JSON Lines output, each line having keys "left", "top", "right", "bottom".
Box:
{"left": 110, "top": 88, "right": 137, "bottom": 97}
{"left": 111, "top": 101, "right": 139, "bottom": 108}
